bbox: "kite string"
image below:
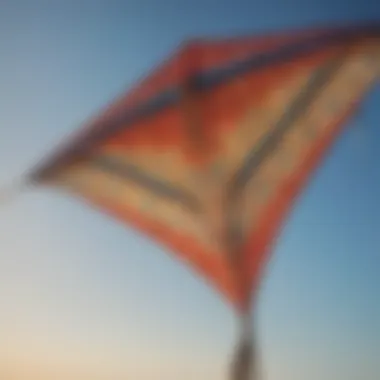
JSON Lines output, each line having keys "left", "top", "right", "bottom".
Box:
{"left": 230, "top": 312, "right": 259, "bottom": 380}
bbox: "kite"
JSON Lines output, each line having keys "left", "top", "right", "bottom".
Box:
{"left": 4, "top": 22, "right": 380, "bottom": 380}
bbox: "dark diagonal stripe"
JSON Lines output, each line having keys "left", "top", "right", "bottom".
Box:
{"left": 228, "top": 54, "right": 346, "bottom": 196}
{"left": 193, "top": 27, "right": 364, "bottom": 90}
{"left": 224, "top": 54, "right": 347, "bottom": 257}
{"left": 91, "top": 155, "right": 202, "bottom": 213}
{"left": 91, "top": 27, "right": 372, "bottom": 144}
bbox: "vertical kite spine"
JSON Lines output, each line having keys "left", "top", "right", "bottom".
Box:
{"left": 180, "top": 41, "right": 207, "bottom": 161}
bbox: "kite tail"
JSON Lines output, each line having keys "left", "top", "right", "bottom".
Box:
{"left": 230, "top": 313, "right": 258, "bottom": 380}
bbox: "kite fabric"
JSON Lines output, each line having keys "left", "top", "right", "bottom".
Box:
{"left": 15, "top": 22, "right": 380, "bottom": 379}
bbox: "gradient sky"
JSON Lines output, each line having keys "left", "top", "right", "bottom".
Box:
{"left": 0, "top": 1, "right": 379, "bottom": 379}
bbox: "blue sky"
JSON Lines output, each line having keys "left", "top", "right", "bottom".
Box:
{"left": 0, "top": 1, "right": 379, "bottom": 379}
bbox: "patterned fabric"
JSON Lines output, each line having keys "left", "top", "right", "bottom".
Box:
{"left": 30, "top": 24, "right": 380, "bottom": 311}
